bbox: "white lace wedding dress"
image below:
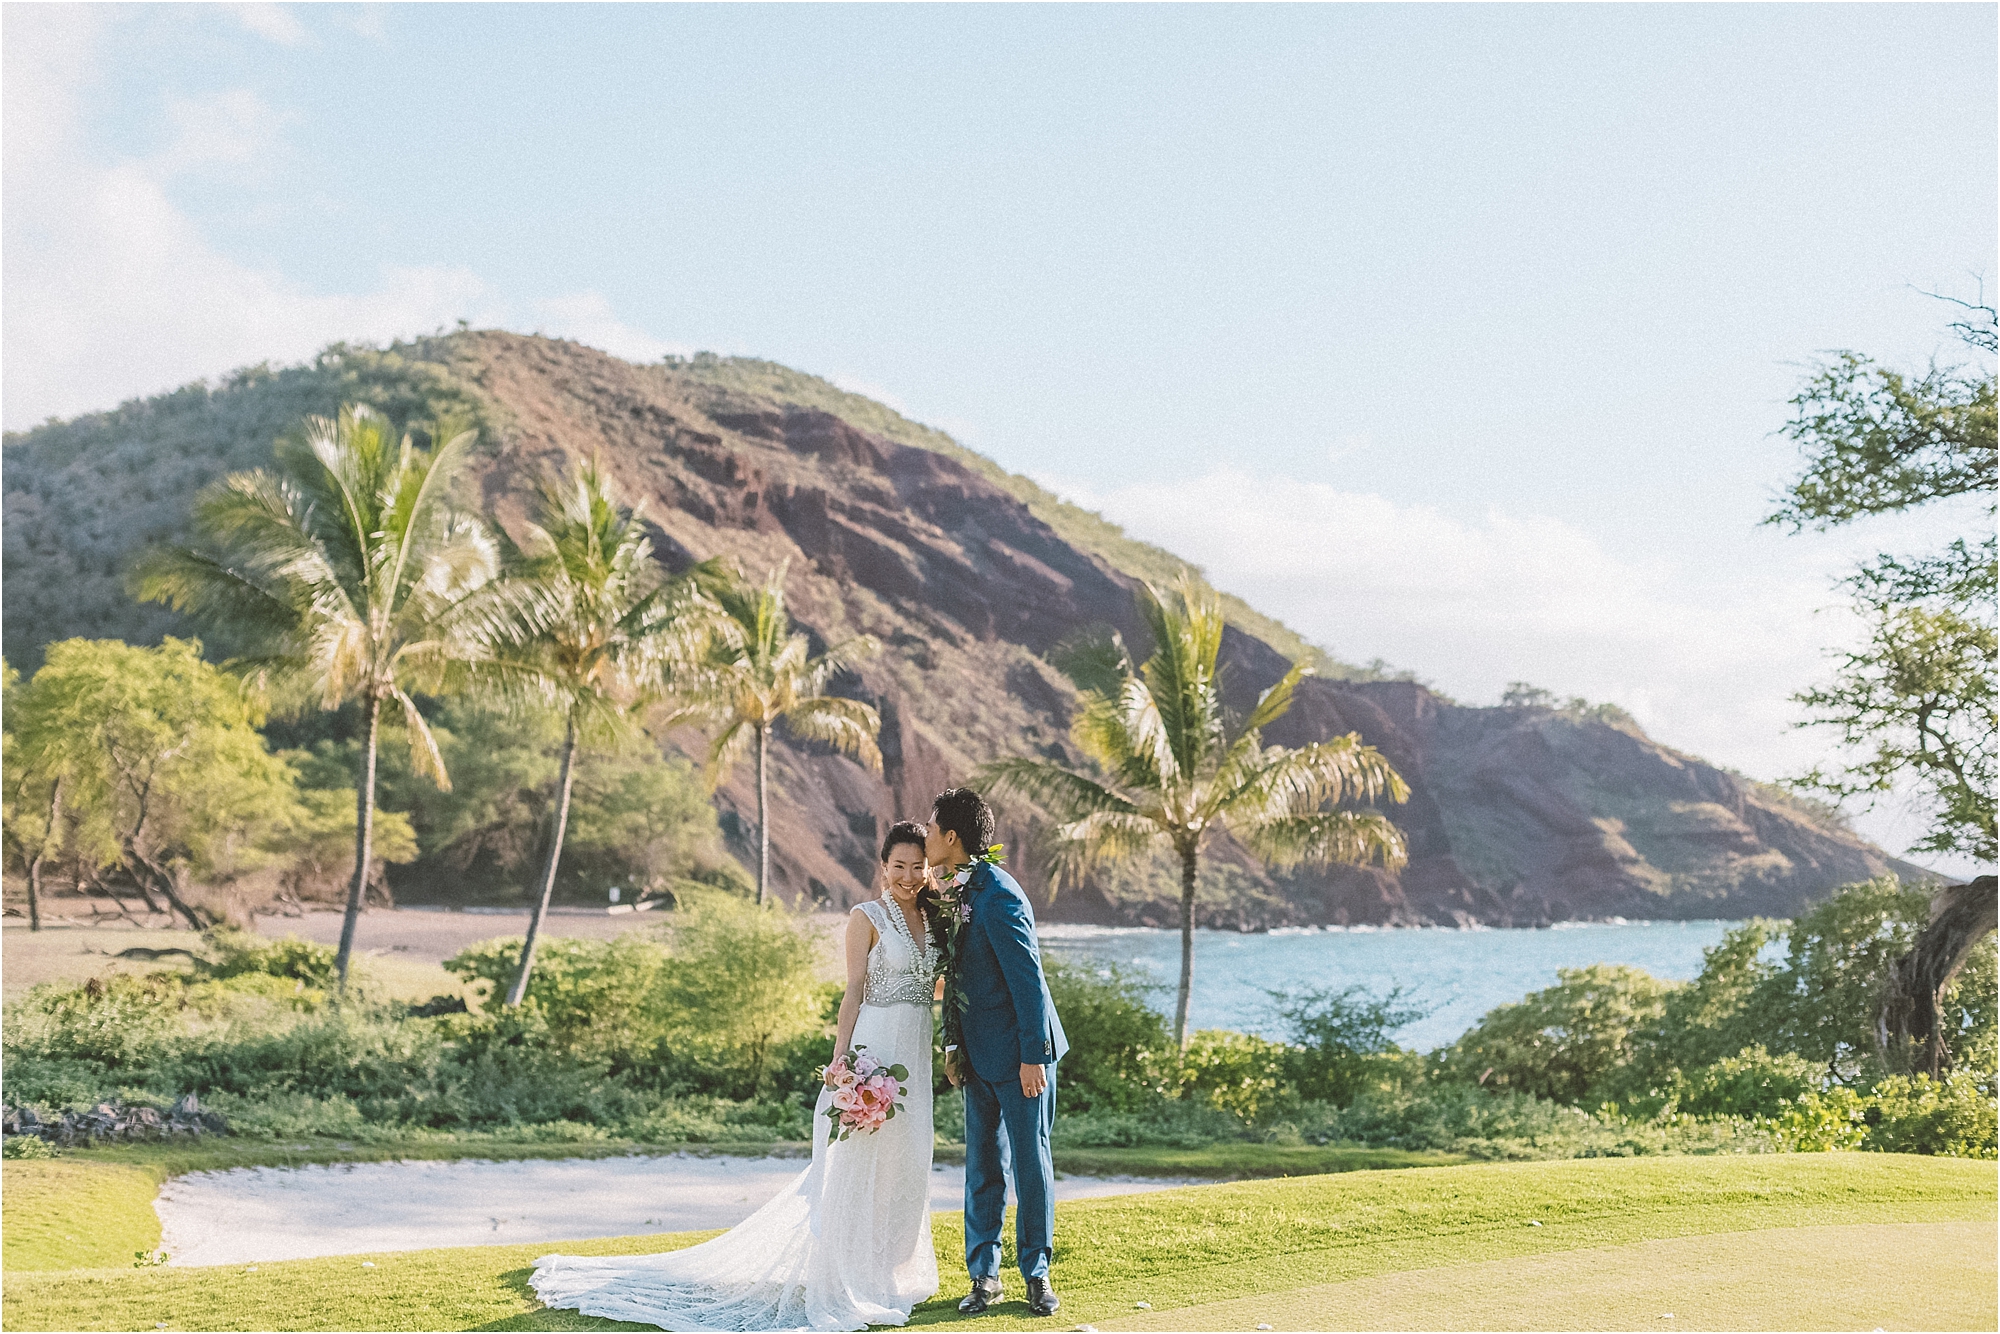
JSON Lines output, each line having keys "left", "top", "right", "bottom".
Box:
{"left": 529, "top": 898, "right": 940, "bottom": 1332}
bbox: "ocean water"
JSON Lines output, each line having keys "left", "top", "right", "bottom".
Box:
{"left": 1037, "top": 920, "right": 1742, "bottom": 1051}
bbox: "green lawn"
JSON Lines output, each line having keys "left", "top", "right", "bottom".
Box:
{"left": 5, "top": 1154, "right": 1993, "bottom": 1331}
{"left": 1, "top": 1160, "right": 163, "bottom": 1271}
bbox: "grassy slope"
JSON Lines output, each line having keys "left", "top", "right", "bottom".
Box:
{"left": 658, "top": 355, "right": 1381, "bottom": 679}
{"left": 5, "top": 1155, "right": 1991, "bottom": 1332}
{"left": 0, "top": 1161, "right": 163, "bottom": 1271}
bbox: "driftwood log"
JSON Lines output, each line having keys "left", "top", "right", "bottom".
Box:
{"left": 1878, "top": 874, "right": 1998, "bottom": 1077}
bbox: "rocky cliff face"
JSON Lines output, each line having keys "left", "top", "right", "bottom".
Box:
{"left": 2, "top": 333, "right": 1923, "bottom": 925}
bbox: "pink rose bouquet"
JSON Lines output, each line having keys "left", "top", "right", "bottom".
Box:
{"left": 818, "top": 1045, "right": 909, "bottom": 1143}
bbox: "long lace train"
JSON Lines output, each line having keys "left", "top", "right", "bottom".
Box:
{"left": 530, "top": 994, "right": 936, "bottom": 1330}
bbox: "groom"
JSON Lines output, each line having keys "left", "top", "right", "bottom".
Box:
{"left": 929, "top": 786, "right": 1069, "bottom": 1319}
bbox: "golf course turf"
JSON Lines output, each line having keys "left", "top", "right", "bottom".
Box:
{"left": 3, "top": 1153, "right": 1993, "bottom": 1331}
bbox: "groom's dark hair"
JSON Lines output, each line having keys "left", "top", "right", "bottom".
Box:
{"left": 931, "top": 787, "right": 994, "bottom": 857}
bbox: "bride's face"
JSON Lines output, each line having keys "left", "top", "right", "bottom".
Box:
{"left": 882, "top": 844, "right": 927, "bottom": 901}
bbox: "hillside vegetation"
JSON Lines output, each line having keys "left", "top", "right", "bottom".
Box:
{"left": 1, "top": 331, "right": 1923, "bottom": 925}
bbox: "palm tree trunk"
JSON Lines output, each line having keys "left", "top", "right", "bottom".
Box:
{"left": 26, "top": 777, "right": 59, "bottom": 933}
{"left": 755, "top": 722, "right": 770, "bottom": 906}
{"left": 334, "top": 694, "right": 382, "bottom": 992}
{"left": 1174, "top": 843, "right": 1199, "bottom": 1048}
{"left": 506, "top": 713, "right": 579, "bottom": 1007}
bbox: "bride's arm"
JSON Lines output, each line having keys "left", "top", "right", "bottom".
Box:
{"left": 826, "top": 908, "right": 876, "bottom": 1084}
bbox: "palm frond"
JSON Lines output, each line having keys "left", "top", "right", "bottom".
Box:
{"left": 1047, "top": 626, "right": 1132, "bottom": 696}
{"left": 1241, "top": 661, "right": 1310, "bottom": 737}
{"left": 394, "top": 689, "right": 451, "bottom": 791}
{"left": 976, "top": 758, "right": 1141, "bottom": 823}
{"left": 130, "top": 546, "right": 304, "bottom": 651}
{"left": 703, "top": 717, "right": 753, "bottom": 789}
{"left": 1044, "top": 810, "right": 1166, "bottom": 888}
{"left": 1133, "top": 575, "right": 1229, "bottom": 782}
{"left": 783, "top": 696, "right": 883, "bottom": 770}
{"left": 1238, "top": 810, "right": 1408, "bottom": 871}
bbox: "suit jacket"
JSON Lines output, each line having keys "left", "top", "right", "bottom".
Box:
{"left": 957, "top": 862, "right": 1070, "bottom": 1081}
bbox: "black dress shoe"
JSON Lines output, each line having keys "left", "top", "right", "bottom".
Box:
{"left": 1024, "top": 1277, "right": 1060, "bottom": 1317}
{"left": 958, "top": 1278, "right": 1002, "bottom": 1314}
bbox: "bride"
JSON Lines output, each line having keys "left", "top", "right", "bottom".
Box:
{"left": 529, "top": 820, "right": 943, "bottom": 1331}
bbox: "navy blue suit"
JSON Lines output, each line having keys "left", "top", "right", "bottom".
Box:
{"left": 957, "top": 862, "right": 1068, "bottom": 1282}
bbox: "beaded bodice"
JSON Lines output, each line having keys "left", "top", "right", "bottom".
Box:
{"left": 857, "top": 898, "right": 938, "bottom": 1007}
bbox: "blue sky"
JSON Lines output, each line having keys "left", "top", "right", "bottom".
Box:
{"left": 4, "top": 3, "right": 1994, "bottom": 870}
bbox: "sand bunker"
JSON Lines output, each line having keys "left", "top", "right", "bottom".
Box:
{"left": 155, "top": 1152, "right": 1199, "bottom": 1266}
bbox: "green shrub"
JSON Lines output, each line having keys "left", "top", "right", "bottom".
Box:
{"left": 1765, "top": 1086, "right": 1872, "bottom": 1152}
{"left": 1176, "top": 1030, "right": 1291, "bottom": 1122}
{"left": 1044, "top": 961, "right": 1173, "bottom": 1113}
{"left": 446, "top": 933, "right": 674, "bottom": 1064}
{"left": 1753, "top": 876, "right": 1931, "bottom": 1075}
{"left": 1442, "top": 964, "right": 1675, "bottom": 1104}
{"left": 1268, "top": 985, "right": 1425, "bottom": 1107}
{"left": 1052, "top": 1097, "right": 1250, "bottom": 1150}
{"left": 1670, "top": 1046, "right": 1821, "bottom": 1121}
{"left": 1862, "top": 1072, "right": 1998, "bottom": 1158}
{"left": 202, "top": 930, "right": 341, "bottom": 990}
{"left": 6, "top": 975, "right": 189, "bottom": 1070}
{"left": 3, "top": 1135, "right": 55, "bottom": 1159}
{"left": 656, "top": 897, "right": 827, "bottom": 1098}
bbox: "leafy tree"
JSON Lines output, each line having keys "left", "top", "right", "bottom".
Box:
{"left": 298, "top": 699, "right": 728, "bottom": 905}
{"left": 490, "top": 458, "right": 721, "bottom": 1005}
{"left": 1791, "top": 605, "right": 1994, "bottom": 863}
{"left": 563, "top": 752, "right": 723, "bottom": 898}
{"left": 980, "top": 575, "right": 1409, "bottom": 1047}
{"left": 676, "top": 563, "right": 880, "bottom": 904}
{"left": 275, "top": 784, "right": 418, "bottom": 908}
{"left": 2, "top": 661, "right": 56, "bottom": 930}
{"left": 1769, "top": 301, "right": 1997, "bottom": 861}
{"left": 137, "top": 404, "right": 526, "bottom": 987}
{"left": 2, "top": 639, "right": 298, "bottom": 928}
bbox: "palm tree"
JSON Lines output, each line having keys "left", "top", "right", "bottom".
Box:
{"left": 137, "top": 404, "right": 527, "bottom": 989}
{"left": 979, "top": 575, "right": 1411, "bottom": 1047}
{"left": 494, "top": 457, "right": 722, "bottom": 1006}
{"left": 679, "top": 563, "right": 881, "bottom": 904}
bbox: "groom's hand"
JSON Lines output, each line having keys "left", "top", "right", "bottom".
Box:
{"left": 944, "top": 1048, "right": 963, "bottom": 1088}
{"left": 1019, "top": 1062, "right": 1047, "bottom": 1098}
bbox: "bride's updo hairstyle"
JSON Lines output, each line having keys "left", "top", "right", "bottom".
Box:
{"left": 880, "top": 820, "right": 927, "bottom": 864}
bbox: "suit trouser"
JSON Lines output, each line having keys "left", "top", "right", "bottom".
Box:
{"left": 962, "top": 1063, "right": 1057, "bottom": 1281}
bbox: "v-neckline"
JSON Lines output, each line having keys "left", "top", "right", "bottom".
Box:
{"left": 883, "top": 895, "right": 927, "bottom": 956}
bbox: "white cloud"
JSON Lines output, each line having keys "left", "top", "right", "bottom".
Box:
{"left": 228, "top": 4, "right": 308, "bottom": 47}
{"left": 155, "top": 88, "right": 287, "bottom": 176}
{"left": 1044, "top": 468, "right": 1853, "bottom": 789}
{"left": 340, "top": 6, "right": 388, "bottom": 44}
{"left": 0, "top": 9, "right": 676, "bottom": 429}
